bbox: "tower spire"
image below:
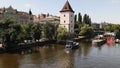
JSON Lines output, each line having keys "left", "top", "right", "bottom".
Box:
{"left": 60, "top": 0, "right": 74, "bottom": 13}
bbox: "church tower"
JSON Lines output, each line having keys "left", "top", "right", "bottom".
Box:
{"left": 60, "top": 0, "right": 74, "bottom": 35}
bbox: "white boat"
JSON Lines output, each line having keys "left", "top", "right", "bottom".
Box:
{"left": 65, "top": 41, "right": 79, "bottom": 49}
{"left": 115, "top": 39, "right": 120, "bottom": 43}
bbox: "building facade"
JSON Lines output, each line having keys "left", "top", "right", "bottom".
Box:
{"left": 59, "top": 1, "right": 74, "bottom": 35}
{"left": 33, "top": 13, "right": 49, "bottom": 23}
{"left": 34, "top": 14, "right": 60, "bottom": 25}
{"left": 0, "top": 6, "right": 33, "bottom": 23}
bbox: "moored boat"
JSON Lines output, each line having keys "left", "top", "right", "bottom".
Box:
{"left": 106, "top": 37, "right": 115, "bottom": 44}
{"left": 65, "top": 41, "right": 79, "bottom": 49}
{"left": 115, "top": 39, "right": 120, "bottom": 43}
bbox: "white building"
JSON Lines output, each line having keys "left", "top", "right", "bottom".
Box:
{"left": 59, "top": 0, "right": 75, "bottom": 35}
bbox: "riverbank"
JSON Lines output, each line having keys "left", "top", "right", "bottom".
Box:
{"left": 0, "top": 40, "right": 56, "bottom": 53}
{"left": 0, "top": 36, "right": 91, "bottom": 54}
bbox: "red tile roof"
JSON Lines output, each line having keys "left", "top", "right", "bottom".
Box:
{"left": 60, "top": 1, "right": 74, "bottom": 13}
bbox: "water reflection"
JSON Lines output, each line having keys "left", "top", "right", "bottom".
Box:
{"left": 79, "top": 42, "right": 92, "bottom": 57}
{"left": 1, "top": 42, "right": 120, "bottom": 68}
{"left": 0, "top": 54, "right": 22, "bottom": 68}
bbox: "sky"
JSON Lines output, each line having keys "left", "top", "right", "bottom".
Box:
{"left": 0, "top": 0, "right": 120, "bottom": 24}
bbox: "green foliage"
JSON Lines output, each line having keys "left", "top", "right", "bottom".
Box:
{"left": 104, "top": 24, "right": 116, "bottom": 32}
{"left": 74, "top": 13, "right": 92, "bottom": 37}
{"left": 0, "top": 18, "right": 21, "bottom": 49}
{"left": 43, "top": 22, "right": 55, "bottom": 40}
{"left": 104, "top": 24, "right": 120, "bottom": 39}
{"left": 79, "top": 24, "right": 94, "bottom": 38}
{"left": 19, "top": 23, "right": 42, "bottom": 41}
{"left": 33, "top": 23, "right": 42, "bottom": 41}
{"left": 0, "top": 17, "right": 42, "bottom": 50}
{"left": 78, "top": 12, "right": 82, "bottom": 24}
{"left": 74, "top": 13, "right": 82, "bottom": 37}
{"left": 83, "top": 14, "right": 91, "bottom": 26}
{"left": 57, "top": 27, "right": 70, "bottom": 42}
{"left": 74, "top": 14, "right": 77, "bottom": 23}
{"left": 21, "top": 23, "right": 34, "bottom": 40}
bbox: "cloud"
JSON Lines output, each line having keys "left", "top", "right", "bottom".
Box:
{"left": 25, "top": 4, "right": 31, "bottom": 7}
{"left": 111, "top": 0, "right": 120, "bottom": 3}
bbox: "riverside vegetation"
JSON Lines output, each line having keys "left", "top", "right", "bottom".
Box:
{"left": 0, "top": 13, "right": 96, "bottom": 51}
{"left": 1, "top": 14, "right": 120, "bottom": 52}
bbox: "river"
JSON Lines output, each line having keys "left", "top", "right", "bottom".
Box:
{"left": 0, "top": 42, "right": 120, "bottom": 68}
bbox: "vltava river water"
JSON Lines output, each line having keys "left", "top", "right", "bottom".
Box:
{"left": 0, "top": 42, "right": 120, "bottom": 68}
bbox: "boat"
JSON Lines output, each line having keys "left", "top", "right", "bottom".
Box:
{"left": 92, "top": 39, "right": 106, "bottom": 45}
{"left": 115, "top": 39, "right": 120, "bottom": 43}
{"left": 106, "top": 37, "right": 115, "bottom": 44}
{"left": 65, "top": 41, "right": 79, "bottom": 49}
{"left": 92, "top": 35, "right": 106, "bottom": 46}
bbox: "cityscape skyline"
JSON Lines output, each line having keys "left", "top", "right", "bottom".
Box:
{"left": 0, "top": 0, "right": 120, "bottom": 24}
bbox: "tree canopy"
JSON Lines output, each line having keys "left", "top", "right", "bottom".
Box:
{"left": 57, "top": 27, "right": 70, "bottom": 42}
{"left": 79, "top": 24, "right": 94, "bottom": 38}
{"left": 43, "top": 22, "right": 55, "bottom": 40}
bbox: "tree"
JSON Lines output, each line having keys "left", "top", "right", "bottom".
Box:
{"left": 57, "top": 27, "right": 70, "bottom": 42}
{"left": 83, "top": 14, "right": 91, "bottom": 26}
{"left": 32, "top": 23, "right": 42, "bottom": 41}
{"left": 74, "top": 14, "right": 78, "bottom": 29}
{"left": 79, "top": 24, "right": 94, "bottom": 38}
{"left": 78, "top": 12, "right": 82, "bottom": 24}
{"left": 74, "top": 13, "right": 82, "bottom": 37}
{"left": 43, "top": 22, "right": 55, "bottom": 40}
{"left": 74, "top": 14, "right": 77, "bottom": 23}
{"left": 0, "top": 18, "right": 22, "bottom": 49}
{"left": 104, "top": 24, "right": 120, "bottom": 39}
{"left": 104, "top": 24, "right": 115, "bottom": 32}
{"left": 23, "top": 23, "right": 34, "bottom": 40}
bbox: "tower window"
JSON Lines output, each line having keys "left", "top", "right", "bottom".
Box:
{"left": 64, "top": 15, "right": 65, "bottom": 17}
{"left": 64, "top": 21, "right": 66, "bottom": 23}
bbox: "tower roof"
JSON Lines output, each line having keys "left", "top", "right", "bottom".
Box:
{"left": 60, "top": 0, "right": 74, "bottom": 13}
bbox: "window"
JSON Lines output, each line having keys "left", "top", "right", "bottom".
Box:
{"left": 71, "top": 21, "right": 72, "bottom": 23}
{"left": 64, "top": 20, "right": 66, "bottom": 23}
{"left": 71, "top": 15, "right": 72, "bottom": 17}
{"left": 64, "top": 26, "right": 65, "bottom": 28}
{"left": 64, "top": 15, "right": 65, "bottom": 17}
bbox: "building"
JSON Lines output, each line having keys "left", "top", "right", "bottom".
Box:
{"left": 33, "top": 13, "right": 49, "bottom": 23}
{"left": 100, "top": 22, "right": 109, "bottom": 29}
{"left": 59, "top": 0, "right": 75, "bottom": 35}
{"left": 40, "top": 15, "right": 60, "bottom": 25}
{"left": 92, "top": 23, "right": 100, "bottom": 29}
{"left": 0, "top": 6, "right": 33, "bottom": 23}
{"left": 34, "top": 14, "right": 60, "bottom": 25}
